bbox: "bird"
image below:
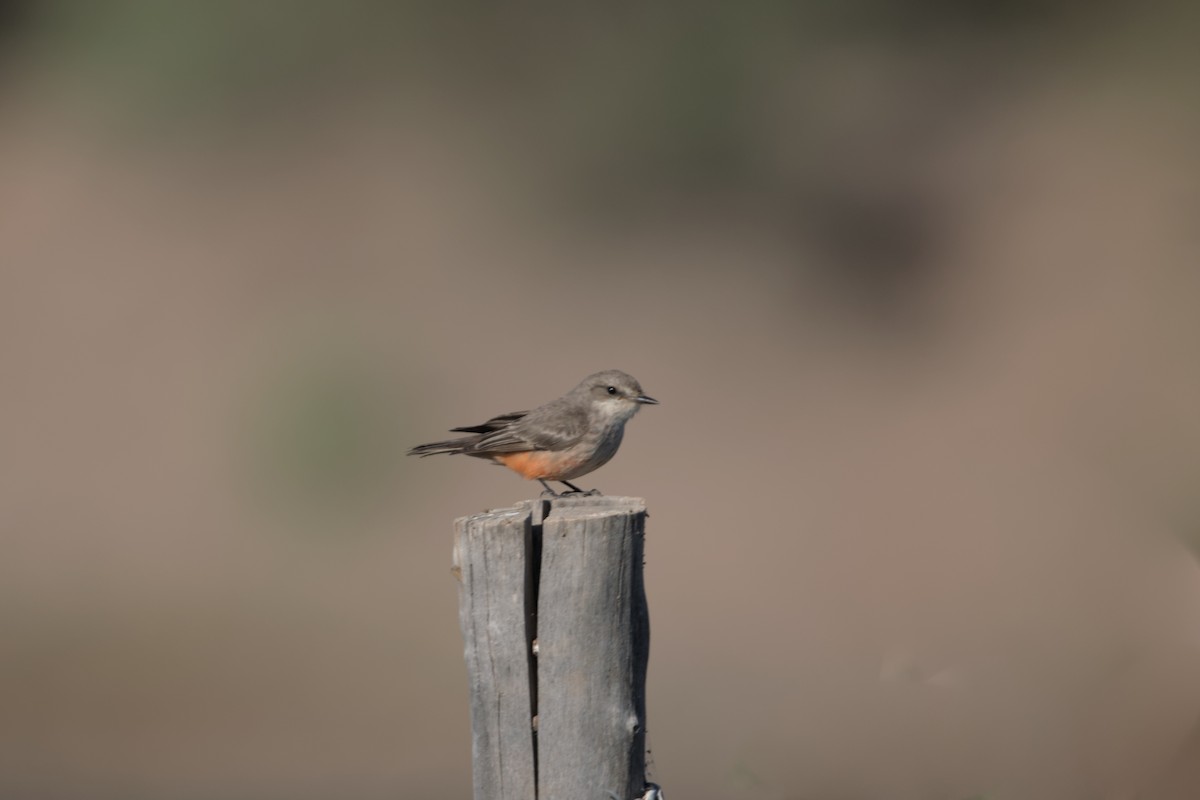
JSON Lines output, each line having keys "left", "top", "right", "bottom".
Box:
{"left": 407, "top": 370, "right": 657, "bottom": 496}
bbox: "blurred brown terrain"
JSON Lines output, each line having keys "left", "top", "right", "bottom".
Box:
{"left": 2, "top": 2, "right": 1200, "bottom": 799}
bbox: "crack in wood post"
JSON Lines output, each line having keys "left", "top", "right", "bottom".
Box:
{"left": 523, "top": 500, "right": 548, "bottom": 796}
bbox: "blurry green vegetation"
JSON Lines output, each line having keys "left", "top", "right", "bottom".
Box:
{"left": 11, "top": 0, "right": 1192, "bottom": 201}
{"left": 240, "top": 340, "right": 403, "bottom": 530}
{"left": 6, "top": 0, "right": 1192, "bottom": 326}
{"left": 8, "top": 0, "right": 1194, "bottom": 319}
{"left": 14, "top": 1, "right": 1183, "bottom": 129}
{"left": 23, "top": 0, "right": 419, "bottom": 119}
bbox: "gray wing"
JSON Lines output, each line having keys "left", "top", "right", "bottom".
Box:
{"left": 465, "top": 397, "right": 590, "bottom": 454}
{"left": 450, "top": 411, "right": 528, "bottom": 435}
{"left": 408, "top": 411, "right": 531, "bottom": 458}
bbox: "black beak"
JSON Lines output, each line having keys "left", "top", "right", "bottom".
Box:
{"left": 635, "top": 394, "right": 658, "bottom": 405}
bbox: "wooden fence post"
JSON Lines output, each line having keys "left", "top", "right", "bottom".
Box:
{"left": 453, "top": 496, "right": 651, "bottom": 800}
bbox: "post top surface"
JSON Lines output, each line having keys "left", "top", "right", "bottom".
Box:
{"left": 456, "top": 496, "right": 646, "bottom": 527}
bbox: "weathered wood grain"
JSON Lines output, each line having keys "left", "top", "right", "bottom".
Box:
{"left": 454, "top": 506, "right": 538, "bottom": 800}
{"left": 454, "top": 496, "right": 650, "bottom": 800}
{"left": 536, "top": 497, "right": 649, "bottom": 800}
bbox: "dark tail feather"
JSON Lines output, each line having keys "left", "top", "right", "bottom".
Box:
{"left": 410, "top": 412, "right": 527, "bottom": 457}
{"left": 407, "top": 438, "right": 473, "bottom": 457}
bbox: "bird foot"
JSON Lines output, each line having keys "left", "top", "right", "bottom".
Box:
{"left": 539, "top": 479, "right": 602, "bottom": 498}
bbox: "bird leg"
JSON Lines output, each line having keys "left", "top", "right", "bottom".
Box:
{"left": 558, "top": 480, "right": 601, "bottom": 496}
{"left": 538, "top": 479, "right": 560, "bottom": 498}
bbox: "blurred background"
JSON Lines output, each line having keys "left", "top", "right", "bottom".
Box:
{"left": 2, "top": 2, "right": 1199, "bottom": 798}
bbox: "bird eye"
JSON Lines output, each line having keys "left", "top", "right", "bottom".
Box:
{"left": 606, "top": 386, "right": 618, "bottom": 395}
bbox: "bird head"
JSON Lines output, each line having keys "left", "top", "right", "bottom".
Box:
{"left": 578, "top": 370, "right": 658, "bottom": 422}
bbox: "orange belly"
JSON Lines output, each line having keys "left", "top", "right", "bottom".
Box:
{"left": 494, "top": 451, "right": 582, "bottom": 480}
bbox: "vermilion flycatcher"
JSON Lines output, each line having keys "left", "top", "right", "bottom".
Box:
{"left": 407, "top": 370, "right": 657, "bottom": 496}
